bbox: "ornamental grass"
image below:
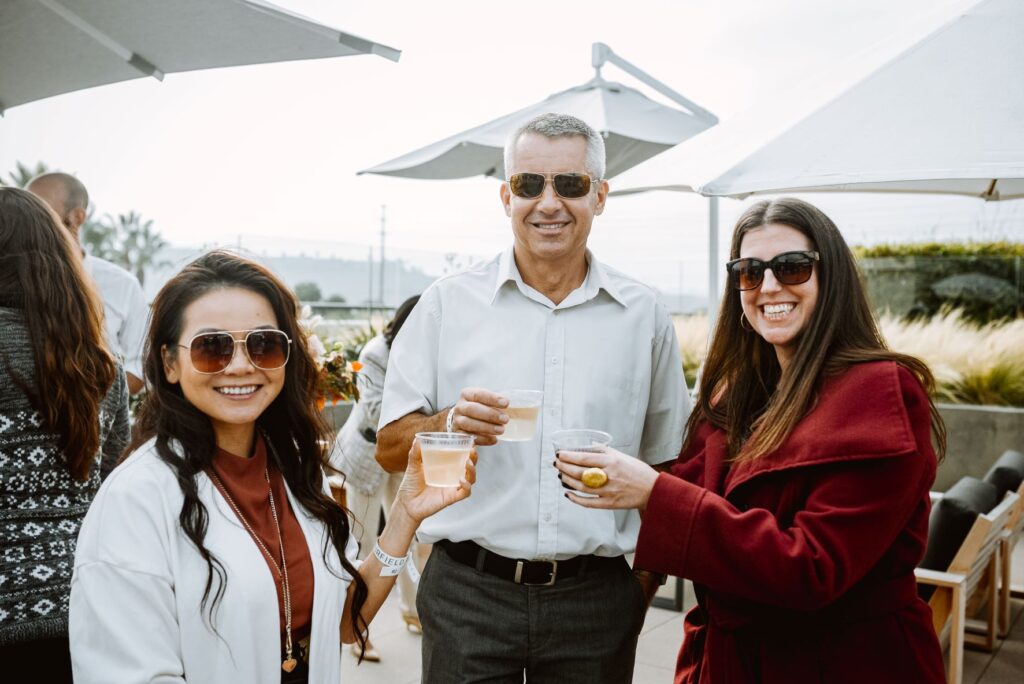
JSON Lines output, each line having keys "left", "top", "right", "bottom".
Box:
{"left": 878, "top": 310, "right": 1024, "bottom": 407}
{"left": 673, "top": 309, "right": 1024, "bottom": 407}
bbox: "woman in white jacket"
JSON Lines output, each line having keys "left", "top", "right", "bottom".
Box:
{"left": 70, "top": 251, "right": 475, "bottom": 684}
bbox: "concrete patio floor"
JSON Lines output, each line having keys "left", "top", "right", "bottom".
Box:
{"left": 342, "top": 543, "right": 1024, "bottom": 683}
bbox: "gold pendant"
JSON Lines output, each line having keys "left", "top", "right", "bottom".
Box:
{"left": 282, "top": 657, "right": 298, "bottom": 672}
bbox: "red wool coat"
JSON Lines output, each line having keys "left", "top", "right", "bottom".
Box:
{"left": 635, "top": 361, "right": 945, "bottom": 683}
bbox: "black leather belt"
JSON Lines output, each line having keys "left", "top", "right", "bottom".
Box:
{"left": 437, "top": 539, "right": 623, "bottom": 586}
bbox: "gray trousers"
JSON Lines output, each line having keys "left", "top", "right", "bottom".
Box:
{"left": 417, "top": 543, "right": 647, "bottom": 684}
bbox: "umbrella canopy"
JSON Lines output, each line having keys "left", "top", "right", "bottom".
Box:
{"left": 612, "top": 0, "right": 1024, "bottom": 200}
{"left": 360, "top": 44, "right": 717, "bottom": 180}
{"left": 0, "top": 0, "right": 400, "bottom": 114}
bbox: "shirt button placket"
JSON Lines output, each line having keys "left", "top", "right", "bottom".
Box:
{"left": 537, "top": 309, "right": 564, "bottom": 559}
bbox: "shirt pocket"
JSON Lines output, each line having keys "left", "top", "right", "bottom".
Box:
{"left": 582, "top": 370, "right": 642, "bottom": 451}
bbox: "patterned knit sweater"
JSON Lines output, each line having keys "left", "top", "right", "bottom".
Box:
{"left": 0, "top": 305, "right": 129, "bottom": 646}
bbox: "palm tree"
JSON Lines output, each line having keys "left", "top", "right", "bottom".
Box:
{"left": 5, "top": 163, "right": 169, "bottom": 280}
{"left": 2, "top": 161, "right": 50, "bottom": 187}
{"left": 80, "top": 206, "right": 116, "bottom": 259}
{"left": 104, "top": 211, "right": 168, "bottom": 286}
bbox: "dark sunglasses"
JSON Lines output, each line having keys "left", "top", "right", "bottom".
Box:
{"left": 726, "top": 251, "right": 820, "bottom": 291}
{"left": 178, "top": 329, "right": 292, "bottom": 374}
{"left": 508, "top": 172, "right": 596, "bottom": 199}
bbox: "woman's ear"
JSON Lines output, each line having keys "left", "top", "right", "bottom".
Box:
{"left": 161, "top": 344, "right": 180, "bottom": 384}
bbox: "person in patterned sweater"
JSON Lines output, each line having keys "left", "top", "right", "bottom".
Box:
{"left": 0, "top": 187, "right": 129, "bottom": 683}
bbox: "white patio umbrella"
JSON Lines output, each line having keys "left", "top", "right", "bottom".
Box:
{"left": 360, "top": 43, "right": 717, "bottom": 180}
{"left": 612, "top": 0, "right": 1024, "bottom": 326}
{"left": 0, "top": 0, "right": 401, "bottom": 114}
{"left": 613, "top": 0, "right": 1024, "bottom": 199}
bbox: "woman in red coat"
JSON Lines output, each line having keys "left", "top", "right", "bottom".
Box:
{"left": 556, "top": 197, "right": 946, "bottom": 683}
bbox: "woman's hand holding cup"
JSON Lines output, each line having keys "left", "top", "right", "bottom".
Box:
{"left": 397, "top": 437, "right": 476, "bottom": 523}
{"left": 555, "top": 446, "right": 659, "bottom": 512}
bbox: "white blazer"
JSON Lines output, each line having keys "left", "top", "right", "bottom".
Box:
{"left": 70, "top": 437, "right": 358, "bottom": 684}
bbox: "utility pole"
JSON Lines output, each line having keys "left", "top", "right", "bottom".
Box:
{"left": 367, "top": 247, "right": 374, "bottom": 324}
{"left": 707, "top": 196, "right": 719, "bottom": 331}
{"left": 395, "top": 260, "right": 401, "bottom": 306}
{"left": 379, "top": 205, "right": 387, "bottom": 309}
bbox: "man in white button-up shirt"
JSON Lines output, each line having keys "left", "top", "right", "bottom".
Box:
{"left": 28, "top": 173, "right": 147, "bottom": 395}
{"left": 377, "top": 113, "right": 689, "bottom": 683}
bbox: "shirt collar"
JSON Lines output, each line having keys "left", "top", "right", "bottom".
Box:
{"left": 492, "top": 246, "right": 519, "bottom": 301}
{"left": 491, "top": 246, "right": 628, "bottom": 309}
{"left": 585, "top": 252, "right": 628, "bottom": 308}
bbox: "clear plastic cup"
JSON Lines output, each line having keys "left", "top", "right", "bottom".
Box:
{"left": 416, "top": 432, "right": 474, "bottom": 488}
{"left": 497, "top": 389, "right": 543, "bottom": 442}
{"left": 552, "top": 429, "right": 612, "bottom": 498}
{"left": 551, "top": 429, "right": 612, "bottom": 455}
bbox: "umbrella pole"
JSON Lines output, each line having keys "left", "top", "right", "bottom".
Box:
{"left": 707, "top": 196, "right": 719, "bottom": 332}
{"left": 691, "top": 196, "right": 719, "bottom": 401}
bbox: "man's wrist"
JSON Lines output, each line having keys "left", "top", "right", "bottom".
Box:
{"left": 634, "top": 569, "right": 667, "bottom": 585}
{"left": 633, "top": 569, "right": 666, "bottom": 606}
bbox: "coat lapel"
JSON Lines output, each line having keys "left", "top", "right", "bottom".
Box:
{"left": 723, "top": 362, "right": 918, "bottom": 499}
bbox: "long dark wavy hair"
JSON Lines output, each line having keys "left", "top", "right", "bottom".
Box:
{"left": 0, "top": 187, "right": 117, "bottom": 480}
{"left": 688, "top": 197, "right": 946, "bottom": 462}
{"left": 127, "top": 250, "right": 369, "bottom": 647}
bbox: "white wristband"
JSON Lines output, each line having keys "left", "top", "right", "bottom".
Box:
{"left": 405, "top": 555, "right": 421, "bottom": 584}
{"left": 445, "top": 407, "right": 456, "bottom": 433}
{"left": 373, "top": 542, "right": 409, "bottom": 577}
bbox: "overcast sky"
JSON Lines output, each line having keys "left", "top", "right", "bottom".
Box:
{"left": 2, "top": 0, "right": 1019, "bottom": 296}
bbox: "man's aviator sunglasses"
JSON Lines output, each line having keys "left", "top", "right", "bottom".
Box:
{"left": 178, "top": 329, "right": 292, "bottom": 374}
{"left": 508, "top": 172, "right": 597, "bottom": 199}
{"left": 726, "top": 251, "right": 820, "bottom": 291}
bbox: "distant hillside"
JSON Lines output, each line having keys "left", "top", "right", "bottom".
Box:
{"left": 142, "top": 248, "right": 708, "bottom": 314}
{"left": 657, "top": 292, "right": 708, "bottom": 315}
{"left": 144, "top": 248, "right": 437, "bottom": 307}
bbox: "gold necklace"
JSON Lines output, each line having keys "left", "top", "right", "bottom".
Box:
{"left": 209, "top": 465, "right": 298, "bottom": 673}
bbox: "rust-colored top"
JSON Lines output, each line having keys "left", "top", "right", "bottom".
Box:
{"left": 210, "top": 435, "right": 314, "bottom": 647}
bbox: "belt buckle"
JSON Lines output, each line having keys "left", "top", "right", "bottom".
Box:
{"left": 514, "top": 559, "right": 558, "bottom": 586}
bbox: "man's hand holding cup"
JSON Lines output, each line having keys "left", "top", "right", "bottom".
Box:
{"left": 449, "top": 387, "right": 509, "bottom": 446}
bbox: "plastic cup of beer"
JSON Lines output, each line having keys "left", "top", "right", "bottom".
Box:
{"left": 552, "top": 429, "right": 612, "bottom": 498}
{"left": 497, "top": 390, "right": 543, "bottom": 442}
{"left": 416, "top": 432, "right": 474, "bottom": 488}
{"left": 551, "top": 429, "right": 612, "bottom": 455}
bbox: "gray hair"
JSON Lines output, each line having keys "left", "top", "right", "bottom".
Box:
{"left": 503, "top": 112, "right": 606, "bottom": 180}
{"left": 27, "top": 172, "right": 89, "bottom": 214}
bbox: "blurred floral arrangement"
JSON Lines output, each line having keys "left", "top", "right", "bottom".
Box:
{"left": 299, "top": 306, "right": 362, "bottom": 408}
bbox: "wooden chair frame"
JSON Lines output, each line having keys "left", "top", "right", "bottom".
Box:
{"left": 915, "top": 490, "right": 1018, "bottom": 684}
{"left": 997, "top": 482, "right": 1024, "bottom": 636}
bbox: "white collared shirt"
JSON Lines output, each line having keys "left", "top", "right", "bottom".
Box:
{"left": 84, "top": 255, "right": 148, "bottom": 379}
{"left": 380, "top": 248, "right": 688, "bottom": 560}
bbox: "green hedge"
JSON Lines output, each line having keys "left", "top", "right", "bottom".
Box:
{"left": 854, "top": 241, "right": 1024, "bottom": 258}
{"left": 855, "top": 242, "right": 1023, "bottom": 323}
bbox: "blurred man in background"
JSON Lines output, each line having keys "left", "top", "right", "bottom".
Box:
{"left": 28, "top": 173, "right": 147, "bottom": 394}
